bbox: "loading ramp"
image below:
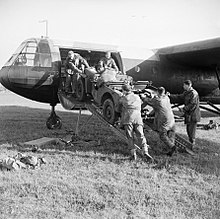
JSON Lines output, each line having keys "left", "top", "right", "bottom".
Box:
{"left": 86, "top": 103, "right": 195, "bottom": 155}
{"left": 58, "top": 91, "right": 194, "bottom": 156}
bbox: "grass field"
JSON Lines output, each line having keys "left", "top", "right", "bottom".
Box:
{"left": 0, "top": 102, "right": 220, "bottom": 218}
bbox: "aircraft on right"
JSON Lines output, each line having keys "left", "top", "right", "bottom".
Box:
{"left": 124, "top": 37, "right": 220, "bottom": 115}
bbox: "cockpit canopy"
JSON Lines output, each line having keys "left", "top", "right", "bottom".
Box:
{"left": 4, "top": 39, "right": 52, "bottom": 68}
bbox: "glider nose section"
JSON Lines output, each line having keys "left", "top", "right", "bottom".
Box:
{"left": 0, "top": 66, "right": 10, "bottom": 91}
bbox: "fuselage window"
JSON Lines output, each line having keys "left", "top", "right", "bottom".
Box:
{"left": 135, "top": 66, "right": 141, "bottom": 73}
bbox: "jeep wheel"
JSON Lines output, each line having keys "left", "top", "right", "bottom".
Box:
{"left": 76, "top": 77, "right": 86, "bottom": 101}
{"left": 102, "top": 98, "right": 119, "bottom": 125}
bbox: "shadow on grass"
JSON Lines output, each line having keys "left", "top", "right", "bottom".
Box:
{"left": 0, "top": 105, "right": 130, "bottom": 157}
{"left": 1, "top": 105, "right": 220, "bottom": 175}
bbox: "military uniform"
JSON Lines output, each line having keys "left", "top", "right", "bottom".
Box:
{"left": 100, "top": 57, "right": 119, "bottom": 72}
{"left": 171, "top": 87, "right": 201, "bottom": 145}
{"left": 64, "top": 53, "right": 89, "bottom": 93}
{"left": 143, "top": 94, "right": 176, "bottom": 151}
{"left": 119, "top": 91, "right": 150, "bottom": 158}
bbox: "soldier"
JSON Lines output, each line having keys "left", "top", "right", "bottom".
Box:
{"left": 141, "top": 87, "right": 176, "bottom": 156}
{"left": 99, "top": 51, "right": 119, "bottom": 72}
{"left": 64, "top": 50, "right": 89, "bottom": 95}
{"left": 118, "top": 84, "right": 153, "bottom": 161}
{"left": 170, "top": 80, "right": 201, "bottom": 150}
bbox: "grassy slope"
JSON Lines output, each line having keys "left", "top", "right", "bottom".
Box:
{"left": 0, "top": 106, "right": 220, "bottom": 219}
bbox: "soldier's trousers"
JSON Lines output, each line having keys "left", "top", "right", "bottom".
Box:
{"left": 186, "top": 122, "right": 197, "bottom": 144}
{"left": 124, "top": 123, "right": 148, "bottom": 151}
{"left": 65, "top": 74, "right": 77, "bottom": 93}
{"left": 159, "top": 126, "right": 176, "bottom": 149}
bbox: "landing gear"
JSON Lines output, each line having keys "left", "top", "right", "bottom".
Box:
{"left": 46, "top": 105, "right": 62, "bottom": 129}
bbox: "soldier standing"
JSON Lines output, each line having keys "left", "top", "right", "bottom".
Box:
{"left": 118, "top": 84, "right": 153, "bottom": 161}
{"left": 170, "top": 80, "right": 201, "bottom": 150}
{"left": 64, "top": 51, "right": 89, "bottom": 95}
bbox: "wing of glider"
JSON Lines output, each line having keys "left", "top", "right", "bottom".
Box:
{"left": 155, "top": 37, "right": 220, "bottom": 67}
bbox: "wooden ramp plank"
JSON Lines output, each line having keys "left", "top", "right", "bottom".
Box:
{"left": 144, "top": 119, "right": 195, "bottom": 155}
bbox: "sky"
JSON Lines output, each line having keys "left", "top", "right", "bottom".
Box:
{"left": 0, "top": 0, "right": 220, "bottom": 67}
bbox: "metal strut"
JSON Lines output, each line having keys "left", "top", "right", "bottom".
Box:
{"left": 199, "top": 105, "right": 220, "bottom": 116}
{"left": 75, "top": 107, "right": 82, "bottom": 136}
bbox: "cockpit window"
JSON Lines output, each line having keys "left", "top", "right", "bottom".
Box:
{"left": 33, "top": 41, "right": 52, "bottom": 67}
{"left": 13, "top": 41, "right": 37, "bottom": 66}
{"left": 4, "top": 42, "right": 26, "bottom": 66}
{"left": 4, "top": 39, "right": 52, "bottom": 67}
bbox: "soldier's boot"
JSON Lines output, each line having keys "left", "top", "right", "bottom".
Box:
{"left": 189, "top": 139, "right": 195, "bottom": 151}
{"left": 142, "top": 146, "right": 154, "bottom": 162}
{"left": 130, "top": 149, "right": 137, "bottom": 161}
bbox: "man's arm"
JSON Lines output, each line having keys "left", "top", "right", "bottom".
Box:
{"left": 68, "top": 61, "right": 83, "bottom": 74}
{"left": 141, "top": 95, "right": 156, "bottom": 108}
{"left": 79, "top": 56, "right": 90, "bottom": 68}
{"left": 183, "top": 91, "right": 198, "bottom": 113}
{"left": 169, "top": 93, "right": 185, "bottom": 104}
{"left": 110, "top": 59, "right": 119, "bottom": 72}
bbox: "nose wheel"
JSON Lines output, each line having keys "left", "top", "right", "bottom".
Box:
{"left": 46, "top": 105, "right": 62, "bottom": 129}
